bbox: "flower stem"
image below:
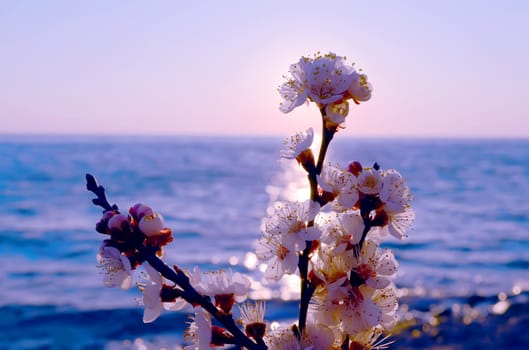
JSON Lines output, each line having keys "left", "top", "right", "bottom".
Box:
{"left": 297, "top": 240, "right": 315, "bottom": 336}
{"left": 341, "top": 335, "right": 350, "bottom": 349}
{"left": 297, "top": 107, "right": 337, "bottom": 335}
{"left": 298, "top": 171, "right": 318, "bottom": 334}
{"left": 357, "top": 195, "right": 377, "bottom": 254}
{"left": 356, "top": 221, "right": 372, "bottom": 258}
{"left": 315, "top": 107, "right": 337, "bottom": 175}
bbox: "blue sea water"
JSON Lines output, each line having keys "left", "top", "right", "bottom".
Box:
{"left": 1, "top": 135, "right": 529, "bottom": 349}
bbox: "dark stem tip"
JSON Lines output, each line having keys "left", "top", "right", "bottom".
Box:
{"left": 85, "top": 173, "right": 99, "bottom": 192}
{"left": 85, "top": 173, "right": 117, "bottom": 212}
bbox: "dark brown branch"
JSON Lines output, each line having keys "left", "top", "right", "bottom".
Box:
{"left": 86, "top": 173, "right": 118, "bottom": 212}
{"left": 135, "top": 244, "right": 265, "bottom": 350}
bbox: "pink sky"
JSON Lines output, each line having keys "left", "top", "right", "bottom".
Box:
{"left": 1, "top": 1, "right": 528, "bottom": 138}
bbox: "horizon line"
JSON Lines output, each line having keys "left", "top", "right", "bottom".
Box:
{"left": 1, "top": 131, "right": 528, "bottom": 141}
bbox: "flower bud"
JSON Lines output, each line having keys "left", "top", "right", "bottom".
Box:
{"left": 107, "top": 213, "right": 128, "bottom": 231}
{"left": 130, "top": 203, "right": 154, "bottom": 221}
{"left": 348, "top": 161, "right": 363, "bottom": 176}
{"left": 139, "top": 213, "right": 164, "bottom": 237}
{"left": 96, "top": 210, "right": 117, "bottom": 234}
{"left": 325, "top": 100, "right": 349, "bottom": 126}
{"left": 347, "top": 72, "right": 372, "bottom": 103}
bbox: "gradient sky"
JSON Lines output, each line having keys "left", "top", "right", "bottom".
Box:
{"left": 1, "top": 0, "right": 528, "bottom": 138}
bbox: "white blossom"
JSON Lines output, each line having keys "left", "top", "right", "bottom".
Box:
{"left": 238, "top": 300, "right": 266, "bottom": 326}
{"left": 351, "top": 240, "right": 398, "bottom": 289}
{"left": 357, "top": 168, "right": 383, "bottom": 195}
{"left": 380, "top": 169, "right": 412, "bottom": 213}
{"left": 318, "top": 211, "right": 364, "bottom": 256}
{"left": 141, "top": 267, "right": 164, "bottom": 323}
{"left": 279, "top": 52, "right": 358, "bottom": 113}
{"left": 348, "top": 71, "right": 373, "bottom": 103}
{"left": 264, "top": 200, "right": 321, "bottom": 247}
{"left": 378, "top": 169, "right": 415, "bottom": 239}
{"left": 318, "top": 163, "right": 359, "bottom": 210}
{"left": 314, "top": 284, "right": 398, "bottom": 334}
{"left": 306, "top": 52, "right": 355, "bottom": 105}
{"left": 140, "top": 263, "right": 186, "bottom": 323}
{"left": 192, "top": 267, "right": 250, "bottom": 302}
{"left": 349, "top": 327, "right": 394, "bottom": 350}
{"left": 184, "top": 307, "right": 212, "bottom": 350}
{"left": 96, "top": 244, "right": 132, "bottom": 290}
{"left": 264, "top": 320, "right": 336, "bottom": 350}
{"left": 264, "top": 328, "right": 301, "bottom": 350}
{"left": 256, "top": 232, "right": 298, "bottom": 281}
{"left": 311, "top": 252, "right": 351, "bottom": 288}
{"left": 383, "top": 207, "right": 415, "bottom": 240}
{"left": 280, "top": 127, "right": 314, "bottom": 159}
{"left": 279, "top": 59, "right": 312, "bottom": 113}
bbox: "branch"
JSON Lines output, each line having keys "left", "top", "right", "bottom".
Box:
{"left": 298, "top": 107, "right": 338, "bottom": 334}
{"left": 356, "top": 221, "right": 372, "bottom": 258}
{"left": 85, "top": 173, "right": 118, "bottom": 212}
{"left": 341, "top": 335, "right": 350, "bottom": 349}
{"left": 297, "top": 239, "right": 316, "bottom": 336}
{"left": 315, "top": 107, "right": 338, "bottom": 175}
{"left": 136, "top": 244, "right": 266, "bottom": 350}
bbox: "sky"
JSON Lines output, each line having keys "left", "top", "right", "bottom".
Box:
{"left": 1, "top": 0, "right": 528, "bottom": 138}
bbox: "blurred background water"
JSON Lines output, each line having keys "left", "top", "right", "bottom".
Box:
{"left": 1, "top": 135, "right": 528, "bottom": 349}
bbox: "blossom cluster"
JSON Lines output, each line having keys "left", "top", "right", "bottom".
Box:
{"left": 279, "top": 51, "right": 372, "bottom": 127}
{"left": 89, "top": 187, "right": 258, "bottom": 347}
{"left": 87, "top": 51, "right": 414, "bottom": 350}
{"left": 257, "top": 159, "right": 413, "bottom": 347}
{"left": 94, "top": 202, "right": 186, "bottom": 321}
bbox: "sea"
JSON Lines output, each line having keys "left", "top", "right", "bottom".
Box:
{"left": 1, "top": 135, "right": 528, "bottom": 349}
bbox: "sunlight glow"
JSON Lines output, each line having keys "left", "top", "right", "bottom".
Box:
{"left": 243, "top": 252, "right": 258, "bottom": 270}
{"left": 280, "top": 274, "right": 301, "bottom": 301}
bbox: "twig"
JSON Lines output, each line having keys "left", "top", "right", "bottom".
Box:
{"left": 86, "top": 174, "right": 118, "bottom": 212}
{"left": 315, "top": 107, "right": 338, "bottom": 175}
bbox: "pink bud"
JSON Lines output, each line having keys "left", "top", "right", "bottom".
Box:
{"left": 129, "top": 203, "right": 154, "bottom": 221}
{"left": 348, "top": 161, "right": 363, "bottom": 176}
{"left": 107, "top": 213, "right": 128, "bottom": 231}
{"left": 138, "top": 213, "right": 164, "bottom": 237}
